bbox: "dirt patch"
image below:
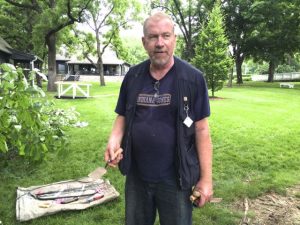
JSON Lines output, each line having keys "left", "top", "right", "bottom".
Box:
{"left": 209, "top": 96, "right": 226, "bottom": 100}
{"left": 235, "top": 185, "right": 300, "bottom": 225}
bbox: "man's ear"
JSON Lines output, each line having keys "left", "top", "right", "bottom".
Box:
{"left": 142, "top": 37, "right": 146, "bottom": 47}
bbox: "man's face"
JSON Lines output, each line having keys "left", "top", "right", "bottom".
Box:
{"left": 142, "top": 18, "right": 176, "bottom": 68}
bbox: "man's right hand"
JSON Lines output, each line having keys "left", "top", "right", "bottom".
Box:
{"left": 104, "top": 146, "right": 123, "bottom": 168}
{"left": 104, "top": 115, "right": 125, "bottom": 168}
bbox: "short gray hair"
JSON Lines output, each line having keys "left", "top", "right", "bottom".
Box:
{"left": 143, "top": 12, "right": 175, "bottom": 35}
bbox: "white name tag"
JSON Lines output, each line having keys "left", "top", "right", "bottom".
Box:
{"left": 183, "top": 116, "right": 193, "bottom": 127}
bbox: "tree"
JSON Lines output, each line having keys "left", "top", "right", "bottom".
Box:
{"left": 121, "top": 36, "right": 148, "bottom": 65}
{"left": 246, "top": 0, "right": 300, "bottom": 82}
{"left": 151, "top": 0, "right": 214, "bottom": 61}
{"left": 0, "top": 1, "right": 36, "bottom": 52}
{"left": 3, "top": 0, "right": 92, "bottom": 91}
{"left": 192, "top": 1, "right": 232, "bottom": 97}
{"left": 222, "top": 0, "right": 255, "bottom": 84}
{"left": 72, "top": 0, "right": 141, "bottom": 86}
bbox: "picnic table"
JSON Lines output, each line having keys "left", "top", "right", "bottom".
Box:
{"left": 55, "top": 81, "right": 92, "bottom": 99}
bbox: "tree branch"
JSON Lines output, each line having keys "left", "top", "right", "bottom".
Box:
{"left": 67, "top": 0, "right": 92, "bottom": 23}
{"left": 97, "top": 5, "right": 115, "bottom": 30}
{"left": 4, "top": 0, "right": 41, "bottom": 12}
{"left": 172, "top": 0, "right": 190, "bottom": 41}
{"left": 151, "top": 1, "right": 189, "bottom": 43}
{"left": 45, "top": 0, "right": 92, "bottom": 43}
{"left": 101, "top": 20, "right": 127, "bottom": 55}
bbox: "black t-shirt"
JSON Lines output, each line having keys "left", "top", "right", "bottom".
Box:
{"left": 131, "top": 66, "right": 177, "bottom": 182}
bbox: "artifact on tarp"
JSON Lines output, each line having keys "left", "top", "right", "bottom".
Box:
{"left": 16, "top": 168, "right": 119, "bottom": 222}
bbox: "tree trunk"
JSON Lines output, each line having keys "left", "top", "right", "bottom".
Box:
{"left": 232, "top": 45, "right": 244, "bottom": 84}
{"left": 211, "top": 79, "right": 214, "bottom": 97}
{"left": 267, "top": 60, "right": 276, "bottom": 82}
{"left": 235, "top": 55, "right": 244, "bottom": 84}
{"left": 227, "top": 66, "right": 234, "bottom": 87}
{"left": 36, "top": 73, "right": 42, "bottom": 88}
{"left": 183, "top": 41, "right": 194, "bottom": 61}
{"left": 46, "top": 33, "right": 57, "bottom": 92}
{"left": 97, "top": 57, "right": 105, "bottom": 86}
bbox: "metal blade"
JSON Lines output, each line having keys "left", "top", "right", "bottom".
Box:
{"left": 88, "top": 167, "right": 107, "bottom": 180}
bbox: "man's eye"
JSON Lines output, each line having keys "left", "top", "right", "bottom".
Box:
{"left": 148, "top": 36, "right": 158, "bottom": 40}
{"left": 163, "top": 34, "right": 171, "bottom": 39}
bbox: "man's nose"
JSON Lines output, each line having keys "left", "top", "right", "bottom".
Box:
{"left": 155, "top": 36, "right": 164, "bottom": 47}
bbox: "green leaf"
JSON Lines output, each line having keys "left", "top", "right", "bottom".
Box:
{"left": 41, "top": 143, "right": 48, "bottom": 153}
{"left": 19, "top": 145, "right": 25, "bottom": 156}
{"left": 0, "top": 135, "right": 8, "bottom": 153}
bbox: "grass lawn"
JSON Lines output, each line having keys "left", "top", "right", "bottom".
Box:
{"left": 1, "top": 80, "right": 300, "bottom": 225}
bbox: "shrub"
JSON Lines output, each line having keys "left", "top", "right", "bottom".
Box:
{"left": 0, "top": 63, "right": 79, "bottom": 161}
{"left": 276, "top": 64, "right": 296, "bottom": 73}
{"left": 243, "top": 75, "right": 252, "bottom": 81}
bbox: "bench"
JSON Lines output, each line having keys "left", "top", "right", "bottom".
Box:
{"left": 280, "top": 83, "right": 294, "bottom": 88}
{"left": 55, "top": 81, "right": 92, "bottom": 99}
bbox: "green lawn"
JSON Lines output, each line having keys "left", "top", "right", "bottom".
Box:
{"left": 1, "top": 81, "right": 299, "bottom": 225}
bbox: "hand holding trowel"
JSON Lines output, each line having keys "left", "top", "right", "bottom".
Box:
{"left": 104, "top": 147, "right": 123, "bottom": 168}
{"left": 88, "top": 148, "right": 123, "bottom": 180}
{"left": 189, "top": 187, "right": 222, "bottom": 207}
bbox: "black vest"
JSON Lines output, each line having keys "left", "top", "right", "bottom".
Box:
{"left": 119, "top": 57, "right": 204, "bottom": 190}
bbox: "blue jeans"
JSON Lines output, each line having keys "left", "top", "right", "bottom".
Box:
{"left": 125, "top": 171, "right": 193, "bottom": 225}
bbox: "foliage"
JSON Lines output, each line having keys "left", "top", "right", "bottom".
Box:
{"left": 242, "top": 75, "right": 252, "bottom": 81}
{"left": 255, "top": 62, "right": 269, "bottom": 75}
{"left": 276, "top": 54, "right": 300, "bottom": 73}
{"left": 72, "top": 0, "right": 142, "bottom": 86}
{"left": 276, "top": 64, "right": 296, "bottom": 73}
{"left": 222, "top": 0, "right": 255, "bottom": 84}
{"left": 0, "top": 63, "right": 79, "bottom": 161}
{"left": 293, "top": 53, "right": 300, "bottom": 71}
{"left": 244, "top": 54, "right": 300, "bottom": 75}
{"left": 121, "top": 37, "right": 148, "bottom": 65}
{"left": 192, "top": 1, "right": 233, "bottom": 97}
{"left": 174, "top": 35, "right": 185, "bottom": 59}
{"left": 0, "top": 0, "right": 36, "bottom": 52}
{"left": 246, "top": 0, "right": 300, "bottom": 81}
{"left": 151, "top": 0, "right": 214, "bottom": 61}
{"left": 2, "top": 0, "right": 92, "bottom": 92}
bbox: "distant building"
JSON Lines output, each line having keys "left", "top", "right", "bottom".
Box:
{"left": 0, "top": 37, "right": 12, "bottom": 64}
{"left": 0, "top": 37, "right": 42, "bottom": 70}
{"left": 56, "top": 51, "right": 130, "bottom": 76}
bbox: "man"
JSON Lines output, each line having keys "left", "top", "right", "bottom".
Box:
{"left": 104, "top": 12, "right": 213, "bottom": 225}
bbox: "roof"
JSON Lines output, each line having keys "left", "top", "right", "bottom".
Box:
{"left": 67, "top": 57, "right": 125, "bottom": 65}
{"left": 10, "top": 49, "right": 35, "bottom": 61}
{"left": 56, "top": 54, "right": 71, "bottom": 62}
{"left": 0, "top": 36, "right": 12, "bottom": 54}
{"left": 0, "top": 36, "right": 42, "bottom": 62}
{"left": 57, "top": 49, "right": 127, "bottom": 65}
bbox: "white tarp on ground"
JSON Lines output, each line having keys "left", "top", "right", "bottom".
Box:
{"left": 16, "top": 177, "right": 119, "bottom": 222}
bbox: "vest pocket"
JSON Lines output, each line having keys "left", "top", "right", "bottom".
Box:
{"left": 184, "top": 144, "right": 200, "bottom": 187}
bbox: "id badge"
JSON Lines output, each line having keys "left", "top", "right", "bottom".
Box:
{"left": 183, "top": 116, "right": 193, "bottom": 128}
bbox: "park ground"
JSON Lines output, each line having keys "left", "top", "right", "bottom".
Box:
{"left": 0, "top": 79, "right": 300, "bottom": 225}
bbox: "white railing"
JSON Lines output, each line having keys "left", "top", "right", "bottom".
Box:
{"left": 252, "top": 72, "right": 300, "bottom": 81}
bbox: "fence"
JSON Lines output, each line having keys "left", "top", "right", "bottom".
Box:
{"left": 252, "top": 72, "right": 300, "bottom": 81}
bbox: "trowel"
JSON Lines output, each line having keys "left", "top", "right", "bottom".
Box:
{"left": 88, "top": 148, "right": 123, "bottom": 180}
{"left": 88, "top": 167, "right": 107, "bottom": 180}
